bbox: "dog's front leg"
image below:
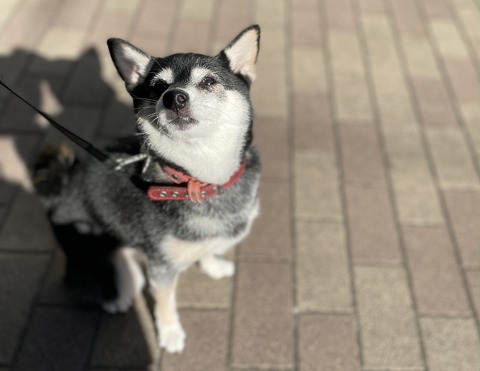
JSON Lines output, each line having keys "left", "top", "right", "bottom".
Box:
{"left": 151, "top": 275, "right": 185, "bottom": 353}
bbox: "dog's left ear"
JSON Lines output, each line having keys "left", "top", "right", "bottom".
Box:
{"left": 107, "top": 38, "right": 153, "bottom": 90}
{"left": 220, "top": 25, "right": 261, "bottom": 83}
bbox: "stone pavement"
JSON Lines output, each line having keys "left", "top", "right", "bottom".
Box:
{"left": 1, "top": 0, "right": 480, "bottom": 370}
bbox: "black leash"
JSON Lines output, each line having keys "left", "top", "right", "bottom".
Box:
{"left": 0, "top": 79, "right": 115, "bottom": 165}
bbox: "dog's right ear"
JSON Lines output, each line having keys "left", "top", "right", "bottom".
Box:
{"left": 107, "top": 38, "right": 152, "bottom": 90}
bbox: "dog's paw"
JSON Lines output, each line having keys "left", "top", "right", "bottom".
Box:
{"left": 200, "top": 255, "right": 235, "bottom": 280}
{"left": 160, "top": 324, "right": 186, "bottom": 353}
{"left": 101, "top": 296, "right": 134, "bottom": 314}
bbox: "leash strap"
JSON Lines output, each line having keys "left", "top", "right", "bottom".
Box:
{"left": 0, "top": 79, "right": 113, "bottom": 165}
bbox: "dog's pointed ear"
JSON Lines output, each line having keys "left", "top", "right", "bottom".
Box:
{"left": 107, "top": 38, "right": 153, "bottom": 90}
{"left": 220, "top": 25, "right": 260, "bottom": 83}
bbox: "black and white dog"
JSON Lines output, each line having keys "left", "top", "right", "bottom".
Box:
{"left": 34, "top": 25, "right": 261, "bottom": 353}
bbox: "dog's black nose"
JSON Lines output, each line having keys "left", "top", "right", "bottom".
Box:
{"left": 163, "top": 89, "right": 189, "bottom": 111}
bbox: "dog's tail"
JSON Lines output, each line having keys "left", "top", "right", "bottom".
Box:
{"left": 33, "top": 144, "right": 75, "bottom": 207}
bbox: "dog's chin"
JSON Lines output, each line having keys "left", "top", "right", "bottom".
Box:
{"left": 168, "top": 117, "right": 198, "bottom": 131}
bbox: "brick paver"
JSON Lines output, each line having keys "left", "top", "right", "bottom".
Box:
{"left": 1, "top": 0, "right": 479, "bottom": 370}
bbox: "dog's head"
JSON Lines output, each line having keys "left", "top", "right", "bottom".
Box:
{"left": 107, "top": 25, "right": 260, "bottom": 184}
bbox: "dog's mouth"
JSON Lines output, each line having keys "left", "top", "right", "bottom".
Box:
{"left": 168, "top": 116, "right": 198, "bottom": 131}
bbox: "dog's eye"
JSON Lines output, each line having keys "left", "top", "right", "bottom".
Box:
{"left": 151, "top": 80, "right": 169, "bottom": 98}
{"left": 200, "top": 76, "right": 217, "bottom": 88}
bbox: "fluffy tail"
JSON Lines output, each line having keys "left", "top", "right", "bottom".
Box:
{"left": 33, "top": 144, "right": 75, "bottom": 206}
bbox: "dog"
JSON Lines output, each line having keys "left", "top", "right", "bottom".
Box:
{"left": 34, "top": 25, "right": 261, "bottom": 353}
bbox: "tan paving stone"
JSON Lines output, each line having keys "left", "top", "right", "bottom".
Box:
{"left": 345, "top": 184, "right": 402, "bottom": 265}
{"left": 103, "top": 0, "right": 141, "bottom": 14}
{"left": 0, "top": 0, "right": 21, "bottom": 30}
{"left": 131, "top": 0, "right": 176, "bottom": 40}
{"left": 298, "top": 314, "right": 361, "bottom": 371}
{"left": 466, "top": 270, "right": 480, "bottom": 322}
{"left": 431, "top": 20, "right": 469, "bottom": 58}
{"left": 172, "top": 19, "right": 211, "bottom": 54}
{"left": 253, "top": 67, "right": 288, "bottom": 119}
{"left": 0, "top": 0, "right": 59, "bottom": 48}
{"left": 291, "top": 48, "right": 327, "bottom": 94}
{"left": 427, "top": 128, "right": 479, "bottom": 190}
{"left": 401, "top": 34, "right": 441, "bottom": 79}
{"left": 393, "top": 182, "right": 444, "bottom": 225}
{"left": 86, "top": 3, "right": 137, "bottom": 50}
{"left": 181, "top": 0, "right": 216, "bottom": 21}
{"left": 254, "top": 117, "right": 289, "bottom": 179}
{"left": 177, "top": 265, "right": 232, "bottom": 309}
{"left": 459, "top": 102, "right": 480, "bottom": 165}
{"left": 412, "top": 77, "right": 458, "bottom": 127}
{"left": 386, "top": 135, "right": 444, "bottom": 224}
{"left": 291, "top": 8, "right": 322, "bottom": 47}
{"left": 339, "top": 124, "right": 387, "bottom": 183}
{"left": 453, "top": 0, "right": 480, "bottom": 59}
{"left": 14, "top": 307, "right": 100, "bottom": 371}
{"left": 91, "top": 297, "right": 158, "bottom": 368}
{"left": 161, "top": 310, "right": 229, "bottom": 371}
{"left": 332, "top": 70, "right": 373, "bottom": 124}
{"left": 403, "top": 225, "right": 471, "bottom": 315}
{"left": 422, "top": 0, "right": 451, "bottom": 19}
{"left": 214, "top": 1, "right": 252, "bottom": 49}
{"left": 293, "top": 94, "right": 334, "bottom": 151}
{"left": 388, "top": 0, "right": 425, "bottom": 35}
{"left": 360, "top": 15, "right": 419, "bottom": 128}
{"left": 296, "top": 221, "right": 352, "bottom": 312}
{"left": 421, "top": 317, "right": 480, "bottom": 371}
{"left": 53, "top": 0, "right": 102, "bottom": 28}
{"left": 231, "top": 262, "right": 294, "bottom": 369}
{"left": 294, "top": 150, "right": 342, "bottom": 221}
{"left": 355, "top": 266, "right": 423, "bottom": 369}
{"left": 0, "top": 253, "right": 50, "bottom": 364}
{"left": 325, "top": 0, "right": 355, "bottom": 30}
{"left": 239, "top": 181, "right": 292, "bottom": 262}
{"left": 329, "top": 30, "right": 364, "bottom": 74}
{"left": 378, "top": 94, "right": 418, "bottom": 127}
{"left": 253, "top": 27, "right": 288, "bottom": 119}
{"left": 443, "top": 57, "right": 480, "bottom": 103}
{"left": 254, "top": 0, "right": 286, "bottom": 26}
{"left": 443, "top": 190, "right": 480, "bottom": 268}
{"left": 358, "top": 0, "right": 385, "bottom": 14}
{"left": 382, "top": 125, "right": 422, "bottom": 156}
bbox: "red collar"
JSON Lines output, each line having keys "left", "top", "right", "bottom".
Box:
{"left": 147, "top": 161, "right": 247, "bottom": 203}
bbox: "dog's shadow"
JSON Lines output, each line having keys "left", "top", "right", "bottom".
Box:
{"left": 0, "top": 48, "right": 159, "bottom": 368}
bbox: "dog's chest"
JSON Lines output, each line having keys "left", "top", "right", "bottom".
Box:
{"left": 162, "top": 199, "right": 259, "bottom": 270}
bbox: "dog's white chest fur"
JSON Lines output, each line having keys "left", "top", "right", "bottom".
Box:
{"left": 163, "top": 199, "right": 259, "bottom": 272}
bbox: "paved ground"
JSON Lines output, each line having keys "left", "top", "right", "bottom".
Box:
{"left": 0, "top": 0, "right": 480, "bottom": 370}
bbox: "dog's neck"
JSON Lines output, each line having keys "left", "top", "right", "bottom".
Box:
{"left": 137, "top": 143, "right": 247, "bottom": 186}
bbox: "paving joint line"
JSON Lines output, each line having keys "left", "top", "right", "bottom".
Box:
{"left": 352, "top": 0, "right": 430, "bottom": 368}
{"left": 411, "top": 0, "right": 480, "bottom": 343}
{"left": 226, "top": 2, "right": 256, "bottom": 369}
{"left": 283, "top": 1, "right": 300, "bottom": 370}
{"left": 320, "top": 0, "right": 365, "bottom": 368}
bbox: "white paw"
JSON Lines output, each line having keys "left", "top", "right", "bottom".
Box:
{"left": 200, "top": 256, "right": 235, "bottom": 280}
{"left": 160, "top": 324, "right": 186, "bottom": 353}
{"left": 101, "top": 296, "right": 133, "bottom": 314}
